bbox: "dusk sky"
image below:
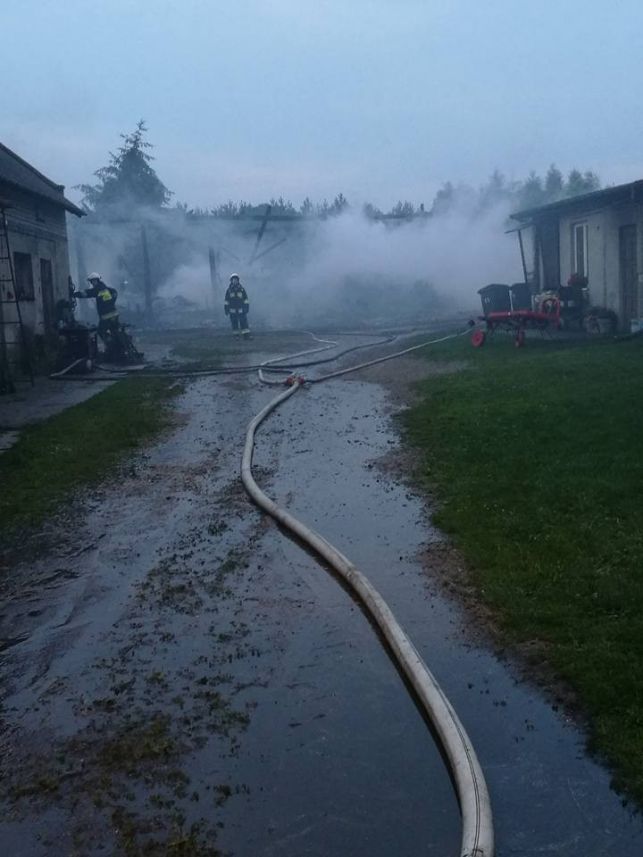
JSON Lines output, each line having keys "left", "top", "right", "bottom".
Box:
{"left": 3, "top": 0, "right": 643, "bottom": 209}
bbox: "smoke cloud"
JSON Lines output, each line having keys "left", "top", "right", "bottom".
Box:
{"left": 281, "top": 198, "right": 521, "bottom": 325}
{"left": 71, "top": 191, "right": 522, "bottom": 330}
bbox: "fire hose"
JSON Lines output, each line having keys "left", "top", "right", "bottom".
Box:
{"left": 242, "top": 328, "right": 494, "bottom": 857}
{"left": 48, "top": 326, "right": 494, "bottom": 853}
{"left": 49, "top": 332, "right": 396, "bottom": 381}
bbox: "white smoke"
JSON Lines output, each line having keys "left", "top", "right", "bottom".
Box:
{"left": 286, "top": 199, "right": 521, "bottom": 322}
{"left": 158, "top": 259, "right": 213, "bottom": 308}
{"left": 71, "top": 191, "right": 523, "bottom": 329}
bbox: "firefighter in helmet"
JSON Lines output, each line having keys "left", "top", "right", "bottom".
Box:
{"left": 224, "top": 273, "right": 250, "bottom": 337}
{"left": 74, "top": 273, "right": 120, "bottom": 344}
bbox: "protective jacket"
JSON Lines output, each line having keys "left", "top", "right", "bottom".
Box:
{"left": 224, "top": 283, "right": 249, "bottom": 315}
{"left": 79, "top": 282, "right": 119, "bottom": 320}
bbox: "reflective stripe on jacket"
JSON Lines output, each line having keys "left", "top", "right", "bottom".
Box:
{"left": 83, "top": 283, "right": 118, "bottom": 318}
{"left": 224, "top": 284, "right": 250, "bottom": 314}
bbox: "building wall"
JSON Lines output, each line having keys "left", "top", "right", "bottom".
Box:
{"left": 0, "top": 183, "right": 73, "bottom": 352}
{"left": 558, "top": 202, "right": 643, "bottom": 326}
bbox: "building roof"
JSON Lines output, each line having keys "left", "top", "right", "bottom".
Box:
{"left": 0, "top": 141, "right": 84, "bottom": 216}
{"left": 511, "top": 178, "right": 643, "bottom": 222}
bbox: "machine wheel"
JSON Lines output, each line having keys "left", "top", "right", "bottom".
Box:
{"left": 471, "top": 329, "right": 486, "bottom": 348}
{"left": 515, "top": 329, "right": 526, "bottom": 348}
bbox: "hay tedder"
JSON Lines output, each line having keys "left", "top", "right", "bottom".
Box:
{"left": 471, "top": 283, "right": 561, "bottom": 348}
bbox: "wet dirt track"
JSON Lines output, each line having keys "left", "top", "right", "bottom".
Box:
{"left": 1, "top": 337, "right": 643, "bottom": 856}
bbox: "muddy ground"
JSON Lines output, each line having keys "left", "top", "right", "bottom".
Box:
{"left": 1, "top": 332, "right": 642, "bottom": 856}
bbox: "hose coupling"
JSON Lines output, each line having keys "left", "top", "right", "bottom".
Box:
{"left": 285, "top": 374, "right": 305, "bottom": 387}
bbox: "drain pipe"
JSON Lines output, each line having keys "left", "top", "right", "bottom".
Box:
{"left": 242, "top": 333, "right": 494, "bottom": 857}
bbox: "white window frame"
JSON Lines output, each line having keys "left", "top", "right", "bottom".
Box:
{"left": 572, "top": 222, "right": 589, "bottom": 278}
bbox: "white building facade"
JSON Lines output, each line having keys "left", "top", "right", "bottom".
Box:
{"left": 511, "top": 181, "right": 643, "bottom": 331}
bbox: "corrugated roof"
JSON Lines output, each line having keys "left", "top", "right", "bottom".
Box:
{"left": 511, "top": 179, "right": 643, "bottom": 222}
{"left": 0, "top": 141, "right": 84, "bottom": 216}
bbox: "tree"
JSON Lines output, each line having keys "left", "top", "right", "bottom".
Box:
{"left": 316, "top": 198, "right": 331, "bottom": 218}
{"left": 582, "top": 170, "right": 600, "bottom": 193}
{"left": 477, "top": 169, "right": 515, "bottom": 212}
{"left": 78, "top": 120, "right": 172, "bottom": 211}
{"left": 544, "top": 164, "right": 564, "bottom": 201}
{"left": 211, "top": 200, "right": 240, "bottom": 217}
{"left": 565, "top": 169, "right": 600, "bottom": 198}
{"left": 362, "top": 202, "right": 383, "bottom": 220}
{"left": 300, "top": 197, "right": 315, "bottom": 216}
{"left": 328, "top": 193, "right": 349, "bottom": 215}
{"left": 565, "top": 169, "right": 586, "bottom": 197}
{"left": 430, "top": 182, "right": 456, "bottom": 215}
{"left": 517, "top": 171, "right": 545, "bottom": 210}
{"left": 269, "top": 196, "right": 297, "bottom": 215}
{"left": 390, "top": 200, "right": 416, "bottom": 217}
{"left": 210, "top": 200, "right": 255, "bottom": 217}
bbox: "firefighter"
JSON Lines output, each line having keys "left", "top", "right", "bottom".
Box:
{"left": 74, "top": 273, "right": 120, "bottom": 345}
{"left": 224, "top": 273, "right": 250, "bottom": 337}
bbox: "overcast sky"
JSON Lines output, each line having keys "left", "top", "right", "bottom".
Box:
{"left": 3, "top": 0, "right": 643, "bottom": 209}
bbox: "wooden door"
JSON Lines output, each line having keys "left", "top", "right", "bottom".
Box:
{"left": 40, "top": 258, "right": 54, "bottom": 334}
{"left": 537, "top": 219, "right": 560, "bottom": 291}
{"left": 619, "top": 225, "right": 638, "bottom": 325}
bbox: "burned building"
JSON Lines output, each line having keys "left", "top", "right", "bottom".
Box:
{"left": 0, "top": 142, "right": 83, "bottom": 387}
{"left": 511, "top": 180, "right": 643, "bottom": 331}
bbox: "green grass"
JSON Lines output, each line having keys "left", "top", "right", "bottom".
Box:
{"left": 405, "top": 334, "right": 643, "bottom": 803}
{"left": 0, "top": 377, "right": 180, "bottom": 537}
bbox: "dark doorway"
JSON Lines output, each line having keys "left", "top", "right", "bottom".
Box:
{"left": 40, "top": 258, "right": 55, "bottom": 333}
{"left": 537, "top": 218, "right": 560, "bottom": 291}
{"left": 13, "top": 252, "right": 35, "bottom": 300}
{"left": 619, "top": 225, "right": 638, "bottom": 327}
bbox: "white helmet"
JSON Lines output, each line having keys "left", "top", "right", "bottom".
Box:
{"left": 230, "top": 273, "right": 240, "bottom": 282}
{"left": 87, "top": 272, "right": 102, "bottom": 282}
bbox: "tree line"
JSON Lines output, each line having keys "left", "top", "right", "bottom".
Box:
{"left": 78, "top": 122, "right": 602, "bottom": 221}
{"left": 195, "top": 166, "right": 601, "bottom": 220}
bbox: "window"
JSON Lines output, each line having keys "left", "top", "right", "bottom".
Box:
{"left": 13, "top": 252, "right": 35, "bottom": 300}
{"left": 572, "top": 222, "right": 588, "bottom": 278}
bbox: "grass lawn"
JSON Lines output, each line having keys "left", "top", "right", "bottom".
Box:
{"left": 0, "top": 377, "right": 180, "bottom": 537}
{"left": 405, "top": 333, "right": 643, "bottom": 803}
